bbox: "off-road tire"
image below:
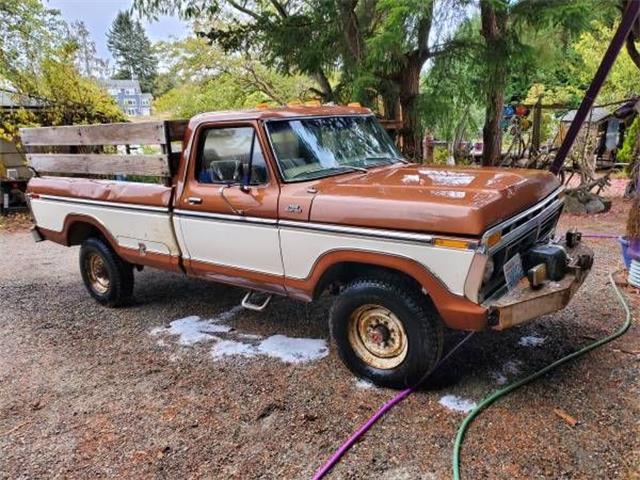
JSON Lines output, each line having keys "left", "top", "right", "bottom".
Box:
{"left": 79, "top": 237, "right": 134, "bottom": 307}
{"left": 330, "top": 276, "right": 444, "bottom": 389}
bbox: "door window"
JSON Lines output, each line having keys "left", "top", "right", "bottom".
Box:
{"left": 196, "top": 127, "right": 268, "bottom": 185}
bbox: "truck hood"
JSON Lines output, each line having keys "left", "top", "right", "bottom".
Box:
{"left": 308, "top": 164, "right": 560, "bottom": 236}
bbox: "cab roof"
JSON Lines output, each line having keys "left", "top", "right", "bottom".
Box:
{"left": 189, "top": 105, "right": 373, "bottom": 127}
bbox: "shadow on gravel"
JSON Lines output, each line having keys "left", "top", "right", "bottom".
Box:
{"left": 121, "top": 267, "right": 605, "bottom": 393}
{"left": 422, "top": 316, "right": 591, "bottom": 391}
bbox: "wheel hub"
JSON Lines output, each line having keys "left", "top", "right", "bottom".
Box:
{"left": 87, "top": 253, "right": 110, "bottom": 294}
{"left": 347, "top": 304, "right": 408, "bottom": 370}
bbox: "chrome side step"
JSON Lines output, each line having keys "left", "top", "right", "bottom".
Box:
{"left": 241, "top": 291, "right": 272, "bottom": 312}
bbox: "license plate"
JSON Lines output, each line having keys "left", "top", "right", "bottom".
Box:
{"left": 503, "top": 253, "right": 524, "bottom": 291}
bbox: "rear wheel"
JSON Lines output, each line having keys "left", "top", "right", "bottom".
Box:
{"left": 330, "top": 276, "right": 444, "bottom": 389}
{"left": 79, "top": 237, "right": 134, "bottom": 307}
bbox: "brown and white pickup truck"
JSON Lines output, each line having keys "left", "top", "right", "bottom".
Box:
{"left": 21, "top": 105, "right": 593, "bottom": 387}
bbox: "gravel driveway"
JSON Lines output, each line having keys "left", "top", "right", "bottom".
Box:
{"left": 0, "top": 207, "right": 638, "bottom": 479}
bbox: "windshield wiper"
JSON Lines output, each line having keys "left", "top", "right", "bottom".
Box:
{"left": 364, "top": 156, "right": 407, "bottom": 165}
{"left": 337, "top": 165, "right": 368, "bottom": 173}
{"left": 288, "top": 165, "right": 367, "bottom": 180}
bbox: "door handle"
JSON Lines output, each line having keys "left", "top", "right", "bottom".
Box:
{"left": 187, "top": 197, "right": 203, "bottom": 205}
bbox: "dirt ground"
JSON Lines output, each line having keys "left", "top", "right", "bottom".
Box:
{"left": 1, "top": 198, "right": 639, "bottom": 479}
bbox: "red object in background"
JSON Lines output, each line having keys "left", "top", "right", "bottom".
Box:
{"left": 515, "top": 105, "right": 529, "bottom": 117}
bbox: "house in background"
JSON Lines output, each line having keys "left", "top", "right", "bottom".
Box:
{"left": 557, "top": 98, "right": 639, "bottom": 166}
{"left": 101, "top": 79, "right": 152, "bottom": 117}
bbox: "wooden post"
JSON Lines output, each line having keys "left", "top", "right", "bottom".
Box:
{"left": 423, "top": 130, "right": 434, "bottom": 164}
{"left": 531, "top": 96, "right": 542, "bottom": 156}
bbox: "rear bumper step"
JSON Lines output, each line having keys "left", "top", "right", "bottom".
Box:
{"left": 30, "top": 226, "right": 44, "bottom": 243}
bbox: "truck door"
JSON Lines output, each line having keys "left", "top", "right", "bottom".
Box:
{"left": 174, "top": 121, "right": 284, "bottom": 294}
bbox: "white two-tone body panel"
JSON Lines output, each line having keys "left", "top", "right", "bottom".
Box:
{"left": 173, "top": 211, "right": 284, "bottom": 275}
{"left": 278, "top": 223, "right": 475, "bottom": 296}
{"left": 30, "top": 195, "right": 477, "bottom": 297}
{"left": 30, "top": 195, "right": 180, "bottom": 256}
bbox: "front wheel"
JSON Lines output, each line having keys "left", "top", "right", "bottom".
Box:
{"left": 330, "top": 277, "right": 444, "bottom": 389}
{"left": 79, "top": 237, "right": 134, "bottom": 307}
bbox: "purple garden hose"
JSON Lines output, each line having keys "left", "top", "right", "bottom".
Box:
{"left": 312, "top": 332, "right": 475, "bottom": 479}
{"left": 581, "top": 233, "right": 620, "bottom": 239}
{"left": 311, "top": 387, "right": 414, "bottom": 480}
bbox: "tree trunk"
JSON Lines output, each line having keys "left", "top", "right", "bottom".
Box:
{"left": 482, "top": 79, "right": 505, "bottom": 166}
{"left": 398, "top": 57, "right": 422, "bottom": 160}
{"left": 480, "top": 0, "right": 508, "bottom": 166}
{"left": 311, "top": 70, "right": 334, "bottom": 102}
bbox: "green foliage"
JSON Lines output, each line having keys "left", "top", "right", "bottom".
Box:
{"left": 418, "top": 20, "right": 484, "bottom": 142}
{"left": 107, "top": 11, "right": 158, "bottom": 93}
{"left": 153, "top": 36, "right": 314, "bottom": 118}
{"left": 0, "top": 0, "right": 67, "bottom": 78}
{"left": 0, "top": 0, "right": 124, "bottom": 143}
{"left": 618, "top": 116, "right": 640, "bottom": 164}
{"left": 572, "top": 21, "right": 640, "bottom": 103}
{"left": 134, "top": 0, "right": 470, "bottom": 157}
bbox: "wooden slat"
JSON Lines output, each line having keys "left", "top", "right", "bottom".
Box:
{"left": 27, "top": 154, "right": 170, "bottom": 176}
{"left": 167, "top": 120, "right": 188, "bottom": 142}
{"left": 20, "top": 122, "right": 167, "bottom": 146}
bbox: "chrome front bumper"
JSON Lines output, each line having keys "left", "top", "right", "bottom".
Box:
{"left": 483, "top": 242, "right": 593, "bottom": 330}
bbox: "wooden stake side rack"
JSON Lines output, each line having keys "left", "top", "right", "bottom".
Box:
{"left": 19, "top": 120, "right": 188, "bottom": 178}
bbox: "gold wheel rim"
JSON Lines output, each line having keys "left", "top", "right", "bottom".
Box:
{"left": 87, "top": 253, "right": 110, "bottom": 294}
{"left": 347, "top": 304, "right": 408, "bottom": 370}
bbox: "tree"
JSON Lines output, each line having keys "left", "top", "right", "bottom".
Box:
{"left": 66, "top": 20, "right": 110, "bottom": 79}
{"left": 419, "top": 20, "right": 484, "bottom": 153}
{"left": 573, "top": 21, "right": 640, "bottom": 102}
{"left": 0, "top": 0, "right": 67, "bottom": 79}
{"left": 476, "top": 0, "right": 606, "bottom": 166}
{"left": 107, "top": 10, "right": 158, "bottom": 93}
{"left": 153, "top": 35, "right": 314, "bottom": 118}
{"left": 0, "top": 0, "right": 124, "bottom": 143}
{"left": 134, "top": 0, "right": 468, "bottom": 159}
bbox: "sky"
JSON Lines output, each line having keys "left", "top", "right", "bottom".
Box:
{"left": 45, "top": 0, "right": 190, "bottom": 60}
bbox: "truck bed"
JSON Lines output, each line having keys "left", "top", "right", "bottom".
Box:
{"left": 28, "top": 176, "right": 173, "bottom": 208}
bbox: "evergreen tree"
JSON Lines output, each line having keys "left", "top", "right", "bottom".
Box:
{"left": 106, "top": 10, "right": 157, "bottom": 93}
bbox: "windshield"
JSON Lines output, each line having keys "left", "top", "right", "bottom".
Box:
{"left": 266, "top": 115, "right": 403, "bottom": 181}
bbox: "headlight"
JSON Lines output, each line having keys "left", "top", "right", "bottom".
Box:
{"left": 483, "top": 258, "right": 495, "bottom": 284}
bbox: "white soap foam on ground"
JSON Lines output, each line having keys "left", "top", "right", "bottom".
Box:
{"left": 151, "top": 306, "right": 243, "bottom": 345}
{"left": 210, "top": 335, "right": 328, "bottom": 364}
{"left": 518, "top": 335, "right": 546, "bottom": 347}
{"left": 503, "top": 359, "right": 523, "bottom": 375}
{"left": 257, "top": 335, "right": 328, "bottom": 363}
{"left": 151, "top": 306, "right": 328, "bottom": 365}
{"left": 490, "top": 371, "right": 508, "bottom": 385}
{"left": 439, "top": 395, "right": 477, "bottom": 413}
{"left": 355, "top": 378, "right": 376, "bottom": 389}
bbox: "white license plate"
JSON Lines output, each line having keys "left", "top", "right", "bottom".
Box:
{"left": 503, "top": 253, "right": 524, "bottom": 291}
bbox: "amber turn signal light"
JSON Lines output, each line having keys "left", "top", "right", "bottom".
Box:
{"left": 486, "top": 231, "right": 502, "bottom": 248}
{"left": 527, "top": 263, "right": 547, "bottom": 290}
{"left": 434, "top": 238, "right": 471, "bottom": 250}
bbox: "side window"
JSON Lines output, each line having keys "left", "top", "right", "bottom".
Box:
{"left": 196, "top": 127, "right": 268, "bottom": 185}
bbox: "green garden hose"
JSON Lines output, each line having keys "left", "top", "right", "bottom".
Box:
{"left": 452, "top": 272, "right": 634, "bottom": 479}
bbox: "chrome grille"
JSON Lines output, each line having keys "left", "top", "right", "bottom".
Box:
{"left": 479, "top": 193, "right": 564, "bottom": 301}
